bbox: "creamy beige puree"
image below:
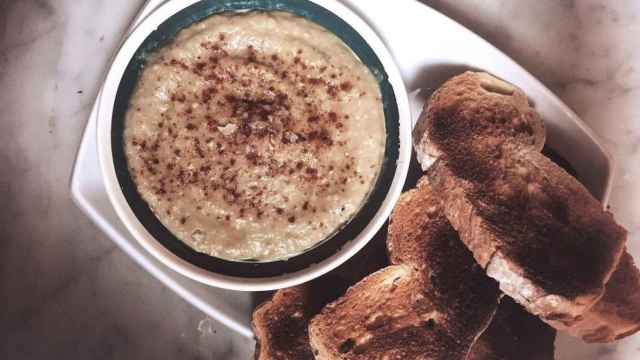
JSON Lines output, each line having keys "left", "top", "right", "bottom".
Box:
{"left": 124, "top": 11, "right": 386, "bottom": 261}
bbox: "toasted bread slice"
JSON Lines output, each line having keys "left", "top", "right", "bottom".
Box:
{"left": 252, "top": 233, "right": 388, "bottom": 360}
{"left": 550, "top": 251, "right": 640, "bottom": 342}
{"left": 469, "top": 297, "right": 556, "bottom": 360}
{"left": 387, "top": 177, "right": 501, "bottom": 342}
{"left": 427, "top": 145, "right": 627, "bottom": 326}
{"left": 308, "top": 265, "right": 473, "bottom": 360}
{"left": 389, "top": 176, "right": 556, "bottom": 358}
{"left": 253, "top": 275, "right": 357, "bottom": 360}
{"left": 308, "top": 179, "right": 501, "bottom": 360}
{"left": 413, "top": 71, "right": 545, "bottom": 169}
{"left": 387, "top": 177, "right": 459, "bottom": 268}
{"left": 253, "top": 286, "right": 319, "bottom": 360}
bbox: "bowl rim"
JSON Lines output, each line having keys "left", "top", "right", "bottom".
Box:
{"left": 97, "top": 0, "right": 411, "bottom": 291}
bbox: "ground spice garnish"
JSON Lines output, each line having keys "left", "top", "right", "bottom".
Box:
{"left": 127, "top": 32, "right": 380, "bottom": 229}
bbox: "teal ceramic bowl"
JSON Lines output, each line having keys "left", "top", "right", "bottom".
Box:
{"left": 97, "top": 0, "right": 411, "bottom": 291}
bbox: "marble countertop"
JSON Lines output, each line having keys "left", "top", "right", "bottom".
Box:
{"left": 1, "top": 0, "right": 638, "bottom": 358}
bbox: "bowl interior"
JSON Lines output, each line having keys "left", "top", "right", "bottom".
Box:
{"left": 110, "top": 0, "right": 402, "bottom": 278}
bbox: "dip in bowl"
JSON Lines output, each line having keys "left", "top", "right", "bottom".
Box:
{"left": 124, "top": 11, "right": 386, "bottom": 262}
{"left": 98, "top": 0, "right": 410, "bottom": 291}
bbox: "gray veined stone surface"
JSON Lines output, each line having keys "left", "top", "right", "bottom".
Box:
{"left": 1, "top": 0, "right": 639, "bottom": 358}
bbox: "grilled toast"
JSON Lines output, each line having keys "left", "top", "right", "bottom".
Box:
{"left": 413, "top": 71, "right": 545, "bottom": 170}
{"left": 308, "top": 179, "right": 500, "bottom": 359}
{"left": 416, "top": 71, "right": 631, "bottom": 339}
{"left": 427, "top": 146, "right": 627, "bottom": 326}
{"left": 308, "top": 265, "right": 479, "bottom": 360}
{"left": 387, "top": 178, "right": 502, "bottom": 343}
{"left": 253, "top": 286, "right": 319, "bottom": 360}
{"left": 387, "top": 177, "right": 459, "bottom": 268}
{"left": 389, "top": 176, "right": 556, "bottom": 359}
{"left": 252, "top": 232, "right": 388, "bottom": 359}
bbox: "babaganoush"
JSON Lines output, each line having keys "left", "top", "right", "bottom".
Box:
{"left": 124, "top": 11, "right": 386, "bottom": 261}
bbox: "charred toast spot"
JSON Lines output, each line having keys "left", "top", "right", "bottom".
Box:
{"left": 338, "top": 338, "right": 355, "bottom": 353}
{"left": 423, "top": 318, "right": 436, "bottom": 329}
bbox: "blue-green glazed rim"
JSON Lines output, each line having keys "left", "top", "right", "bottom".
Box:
{"left": 111, "top": 0, "right": 400, "bottom": 278}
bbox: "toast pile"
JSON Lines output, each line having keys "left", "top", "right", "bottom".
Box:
{"left": 417, "top": 72, "right": 633, "bottom": 339}
{"left": 252, "top": 232, "right": 388, "bottom": 360}
{"left": 427, "top": 147, "right": 626, "bottom": 323}
{"left": 252, "top": 71, "right": 636, "bottom": 359}
{"left": 308, "top": 179, "right": 501, "bottom": 359}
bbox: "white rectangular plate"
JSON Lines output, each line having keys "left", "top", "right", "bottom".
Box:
{"left": 71, "top": 0, "right": 638, "bottom": 358}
